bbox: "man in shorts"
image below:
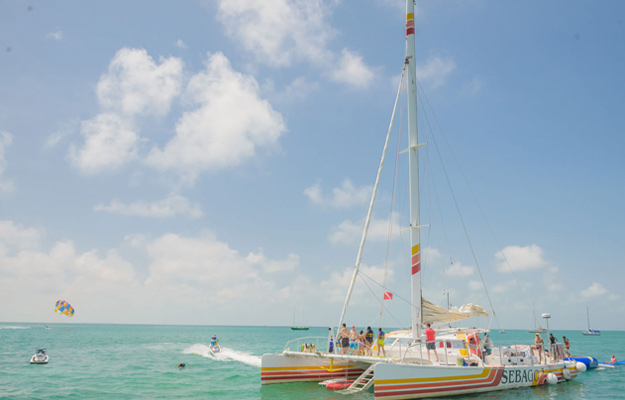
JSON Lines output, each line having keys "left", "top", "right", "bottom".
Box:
{"left": 425, "top": 323, "right": 439, "bottom": 362}
{"left": 338, "top": 323, "right": 350, "bottom": 354}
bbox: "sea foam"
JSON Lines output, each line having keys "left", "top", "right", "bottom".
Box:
{"left": 183, "top": 344, "right": 262, "bottom": 368}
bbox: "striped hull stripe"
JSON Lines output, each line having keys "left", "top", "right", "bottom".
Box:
{"left": 373, "top": 365, "right": 579, "bottom": 399}
{"left": 375, "top": 367, "right": 503, "bottom": 398}
{"left": 261, "top": 366, "right": 365, "bottom": 383}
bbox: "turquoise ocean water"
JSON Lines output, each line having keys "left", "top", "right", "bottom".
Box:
{"left": 1, "top": 324, "right": 623, "bottom": 399}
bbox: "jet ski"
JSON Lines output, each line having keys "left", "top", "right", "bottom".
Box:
{"left": 30, "top": 349, "right": 49, "bottom": 364}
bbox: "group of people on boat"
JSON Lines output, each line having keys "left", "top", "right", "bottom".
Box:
{"left": 333, "top": 324, "right": 386, "bottom": 356}
{"left": 532, "top": 332, "right": 574, "bottom": 363}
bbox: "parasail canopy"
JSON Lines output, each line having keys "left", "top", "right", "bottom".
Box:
{"left": 54, "top": 300, "right": 75, "bottom": 317}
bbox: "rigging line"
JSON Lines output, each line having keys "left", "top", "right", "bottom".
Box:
{"left": 381, "top": 69, "right": 408, "bottom": 326}
{"left": 360, "top": 273, "right": 403, "bottom": 328}
{"left": 415, "top": 80, "right": 532, "bottom": 319}
{"left": 338, "top": 63, "right": 407, "bottom": 331}
{"left": 414, "top": 78, "right": 501, "bottom": 330}
{"left": 359, "top": 270, "right": 415, "bottom": 325}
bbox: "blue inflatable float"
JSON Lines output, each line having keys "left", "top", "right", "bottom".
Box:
{"left": 565, "top": 356, "right": 598, "bottom": 370}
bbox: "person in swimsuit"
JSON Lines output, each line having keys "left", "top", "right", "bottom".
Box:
{"left": 357, "top": 330, "right": 366, "bottom": 356}
{"left": 562, "top": 336, "right": 572, "bottom": 358}
{"left": 338, "top": 323, "right": 350, "bottom": 354}
{"left": 611, "top": 355, "right": 617, "bottom": 364}
{"left": 365, "top": 326, "right": 374, "bottom": 356}
{"left": 377, "top": 328, "right": 386, "bottom": 357}
{"left": 534, "top": 333, "right": 544, "bottom": 364}
{"left": 349, "top": 325, "right": 358, "bottom": 355}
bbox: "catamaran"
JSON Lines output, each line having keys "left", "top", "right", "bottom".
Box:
{"left": 261, "top": 1, "right": 585, "bottom": 398}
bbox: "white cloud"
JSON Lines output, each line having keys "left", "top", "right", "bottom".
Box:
{"left": 97, "top": 48, "right": 183, "bottom": 116}
{"left": 329, "top": 213, "right": 400, "bottom": 245}
{"left": 246, "top": 248, "right": 299, "bottom": 273}
{"left": 305, "top": 178, "right": 372, "bottom": 208}
{"left": 0, "top": 220, "right": 42, "bottom": 253}
{"left": 330, "top": 49, "right": 375, "bottom": 88}
{"left": 0, "top": 132, "right": 14, "bottom": 192}
{"left": 145, "top": 52, "right": 286, "bottom": 182}
{"left": 495, "top": 244, "right": 547, "bottom": 272}
{"left": 175, "top": 39, "right": 187, "bottom": 49}
{"left": 581, "top": 282, "right": 608, "bottom": 298}
{"left": 215, "top": 0, "right": 334, "bottom": 67}
{"left": 214, "top": 0, "right": 375, "bottom": 89}
{"left": 468, "top": 280, "right": 483, "bottom": 291}
{"left": 69, "top": 113, "right": 139, "bottom": 173}
{"left": 0, "top": 224, "right": 311, "bottom": 323}
{"left": 94, "top": 194, "right": 203, "bottom": 218}
{"left": 447, "top": 262, "right": 474, "bottom": 277}
{"left": 46, "top": 31, "right": 63, "bottom": 41}
{"left": 416, "top": 56, "right": 456, "bottom": 89}
{"left": 46, "top": 119, "right": 79, "bottom": 148}
{"left": 70, "top": 48, "right": 184, "bottom": 174}
{"left": 278, "top": 76, "right": 318, "bottom": 102}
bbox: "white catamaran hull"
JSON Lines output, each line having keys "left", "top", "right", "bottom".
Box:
{"left": 373, "top": 362, "right": 580, "bottom": 399}
{"left": 261, "top": 354, "right": 367, "bottom": 384}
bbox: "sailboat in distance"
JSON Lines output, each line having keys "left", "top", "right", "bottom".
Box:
{"left": 582, "top": 306, "right": 600, "bottom": 336}
{"left": 260, "top": 0, "right": 585, "bottom": 397}
{"left": 291, "top": 308, "right": 309, "bottom": 331}
{"left": 528, "top": 303, "right": 547, "bottom": 333}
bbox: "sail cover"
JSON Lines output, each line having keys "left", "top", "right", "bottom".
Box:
{"left": 422, "top": 298, "right": 488, "bottom": 325}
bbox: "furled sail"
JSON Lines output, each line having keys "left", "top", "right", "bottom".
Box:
{"left": 421, "top": 298, "right": 488, "bottom": 325}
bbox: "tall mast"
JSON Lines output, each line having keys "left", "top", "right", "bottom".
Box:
{"left": 406, "top": 0, "right": 422, "bottom": 340}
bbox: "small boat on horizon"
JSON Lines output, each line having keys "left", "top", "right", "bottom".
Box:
{"left": 290, "top": 307, "right": 309, "bottom": 331}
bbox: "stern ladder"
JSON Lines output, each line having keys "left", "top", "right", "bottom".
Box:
{"left": 343, "top": 364, "right": 376, "bottom": 393}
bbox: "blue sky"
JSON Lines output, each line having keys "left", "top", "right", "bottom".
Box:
{"left": 1, "top": 0, "right": 623, "bottom": 331}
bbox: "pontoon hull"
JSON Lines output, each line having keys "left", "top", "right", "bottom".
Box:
{"left": 373, "top": 362, "right": 579, "bottom": 399}
{"left": 261, "top": 354, "right": 367, "bottom": 384}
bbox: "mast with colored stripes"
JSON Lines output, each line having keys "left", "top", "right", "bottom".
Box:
{"left": 406, "top": 0, "right": 423, "bottom": 341}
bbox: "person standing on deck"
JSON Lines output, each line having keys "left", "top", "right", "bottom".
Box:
{"left": 357, "top": 330, "right": 366, "bottom": 356}
{"left": 482, "top": 332, "right": 493, "bottom": 357}
{"left": 377, "top": 328, "right": 386, "bottom": 357}
{"left": 534, "top": 333, "right": 544, "bottom": 364}
{"left": 338, "top": 323, "right": 350, "bottom": 355}
{"left": 425, "top": 323, "right": 439, "bottom": 362}
{"left": 349, "top": 325, "right": 358, "bottom": 355}
{"left": 365, "top": 326, "right": 375, "bottom": 356}
{"left": 562, "top": 336, "right": 572, "bottom": 358}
